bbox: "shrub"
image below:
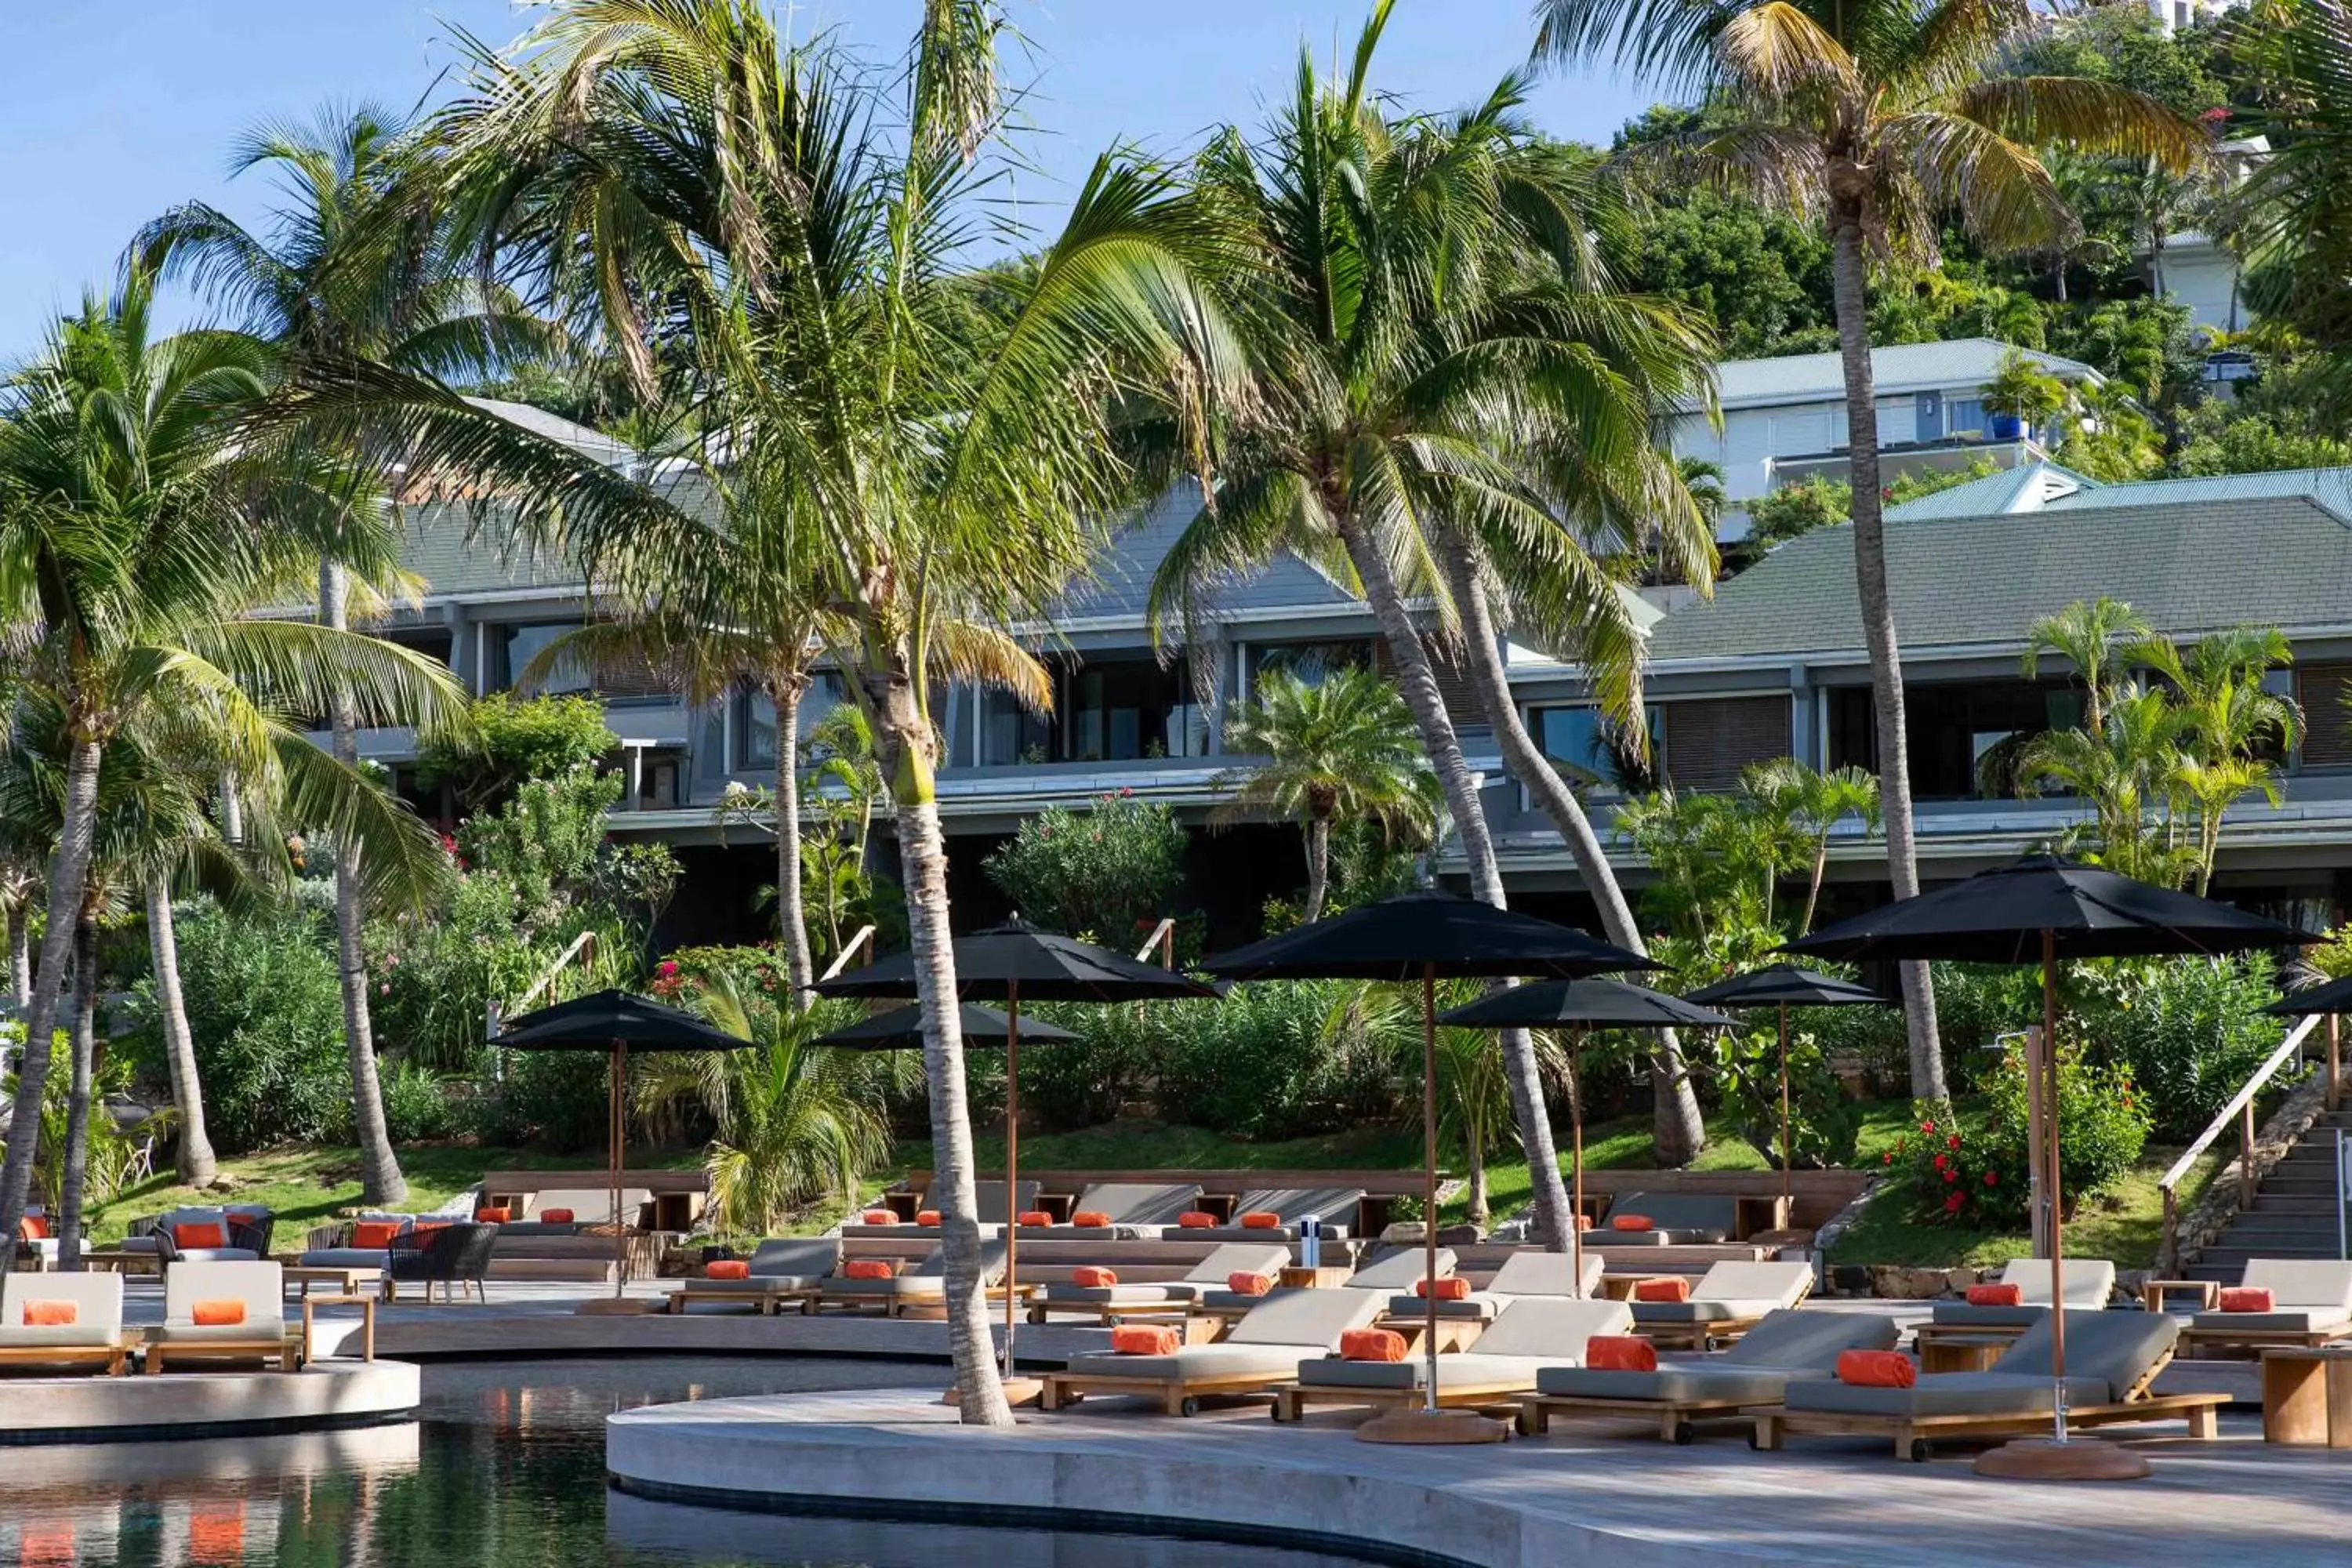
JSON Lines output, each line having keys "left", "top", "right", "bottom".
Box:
{"left": 416, "top": 691, "right": 619, "bottom": 811}
{"left": 982, "top": 791, "right": 1187, "bottom": 942}
{"left": 2076, "top": 954, "right": 2285, "bottom": 1141}
{"left": 1885, "top": 1042, "right": 2148, "bottom": 1226}
{"left": 466, "top": 1050, "right": 612, "bottom": 1151}
{"left": 1709, "top": 1023, "right": 1862, "bottom": 1169}
{"left": 1150, "top": 981, "right": 1396, "bottom": 1142}
{"left": 381, "top": 1061, "right": 461, "bottom": 1143}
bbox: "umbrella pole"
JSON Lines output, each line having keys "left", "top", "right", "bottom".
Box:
{"left": 1777, "top": 1002, "right": 1792, "bottom": 1221}
{"left": 2042, "top": 931, "right": 2068, "bottom": 1443}
{"left": 1421, "top": 964, "right": 1439, "bottom": 1414}
{"left": 612, "top": 1039, "right": 626, "bottom": 1303}
{"left": 1005, "top": 984, "right": 1020, "bottom": 1383}
{"left": 1570, "top": 1026, "right": 1584, "bottom": 1296}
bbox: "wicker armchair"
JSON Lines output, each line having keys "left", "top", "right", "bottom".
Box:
{"left": 387, "top": 1223, "right": 499, "bottom": 1304}
{"left": 151, "top": 1207, "right": 274, "bottom": 1268}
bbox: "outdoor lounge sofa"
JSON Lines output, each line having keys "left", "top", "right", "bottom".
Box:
{"left": 506, "top": 1188, "right": 649, "bottom": 1232}
{"left": 1917, "top": 1257, "right": 2117, "bottom": 1342}
{"left": 1757, "top": 1309, "right": 2225, "bottom": 1461}
{"left": 1379, "top": 1248, "right": 1605, "bottom": 1324}
{"left": 148, "top": 1205, "right": 274, "bottom": 1266}
{"left": 815, "top": 1241, "right": 1013, "bottom": 1316}
{"left": 1014, "top": 1182, "right": 1204, "bottom": 1240}
{"left": 840, "top": 1181, "right": 1043, "bottom": 1238}
{"left": 146, "top": 1261, "right": 293, "bottom": 1373}
{"left": 1179, "top": 1186, "right": 1365, "bottom": 1242}
{"left": 2180, "top": 1259, "right": 2352, "bottom": 1355}
{"left": 1518, "top": 1307, "right": 1898, "bottom": 1443}
{"left": 1628, "top": 1261, "right": 1814, "bottom": 1348}
{"left": 1042, "top": 1283, "right": 1388, "bottom": 1416}
{"left": 1595, "top": 1192, "right": 1736, "bottom": 1246}
{"left": 0, "top": 1271, "right": 131, "bottom": 1375}
{"left": 1274, "top": 1296, "right": 1634, "bottom": 1421}
{"left": 1194, "top": 1245, "right": 1453, "bottom": 1316}
{"left": 1029, "top": 1242, "right": 1290, "bottom": 1324}
{"left": 298, "top": 1212, "right": 419, "bottom": 1272}
{"left": 666, "top": 1239, "right": 844, "bottom": 1315}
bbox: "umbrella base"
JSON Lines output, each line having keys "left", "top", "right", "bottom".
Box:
{"left": 576, "top": 1298, "right": 659, "bottom": 1317}
{"left": 1973, "top": 1436, "right": 2151, "bottom": 1480}
{"left": 1355, "top": 1407, "right": 1510, "bottom": 1446}
{"left": 942, "top": 1377, "right": 1044, "bottom": 1410}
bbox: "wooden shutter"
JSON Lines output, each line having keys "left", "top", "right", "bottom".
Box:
{"left": 1661, "top": 696, "right": 1792, "bottom": 792}
{"left": 2297, "top": 664, "right": 2352, "bottom": 769}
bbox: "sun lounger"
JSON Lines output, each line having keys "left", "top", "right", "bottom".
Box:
{"left": 1595, "top": 1192, "right": 1736, "bottom": 1246}
{"left": 1758, "top": 1308, "right": 2224, "bottom": 1461}
{"left": 666, "top": 1238, "right": 844, "bottom": 1316}
{"left": 0, "top": 1272, "right": 131, "bottom": 1375}
{"left": 1275, "top": 1296, "right": 1635, "bottom": 1421}
{"left": 1519, "top": 1307, "right": 1897, "bottom": 1443}
{"left": 1043, "top": 1283, "right": 1387, "bottom": 1416}
{"left": 1380, "top": 1248, "right": 1605, "bottom": 1324}
{"left": 840, "top": 1181, "right": 1043, "bottom": 1238}
{"left": 1180, "top": 1186, "right": 1365, "bottom": 1242}
{"left": 2180, "top": 1260, "right": 2352, "bottom": 1355}
{"left": 815, "top": 1241, "right": 1013, "bottom": 1316}
{"left": 510, "top": 1188, "right": 652, "bottom": 1231}
{"left": 1629, "top": 1261, "right": 1813, "bottom": 1348}
{"left": 1014, "top": 1182, "right": 1204, "bottom": 1240}
{"left": 1029, "top": 1243, "right": 1291, "bottom": 1324}
{"left": 146, "top": 1261, "right": 294, "bottom": 1373}
{"left": 1918, "top": 1257, "right": 2117, "bottom": 1341}
{"left": 1196, "top": 1245, "right": 1453, "bottom": 1316}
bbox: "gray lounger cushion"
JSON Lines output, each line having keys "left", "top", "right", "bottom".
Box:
{"left": 1384, "top": 1292, "right": 1504, "bottom": 1322}
{"left": 1350, "top": 1247, "right": 1457, "bottom": 1293}
{"left": 1719, "top": 1309, "right": 1899, "bottom": 1365}
{"left": 1386, "top": 1250, "right": 1605, "bottom": 1319}
{"left": 2186, "top": 1308, "right": 2350, "bottom": 1334}
{"left": 826, "top": 1242, "right": 1006, "bottom": 1296}
{"left": 1062, "top": 1287, "right": 1384, "bottom": 1382}
{"left": 2188, "top": 1260, "right": 2352, "bottom": 1335}
{"left": 1039, "top": 1243, "right": 1289, "bottom": 1306}
{"left": 744, "top": 1238, "right": 843, "bottom": 1278}
{"left": 1319, "top": 1298, "right": 1635, "bottom": 1389}
{"left": 1991, "top": 1309, "right": 2176, "bottom": 1393}
{"left": 1786, "top": 1371, "right": 2111, "bottom": 1418}
{"left": 1926, "top": 1303, "right": 2049, "bottom": 1329}
{"left": 298, "top": 1249, "right": 392, "bottom": 1270}
{"left": 1197, "top": 1287, "right": 1302, "bottom": 1312}
{"left": 1068, "top": 1183, "right": 1205, "bottom": 1227}
{"left": 1598, "top": 1192, "right": 1736, "bottom": 1243}
{"left": 1060, "top": 1341, "right": 1314, "bottom": 1383}
{"left": 1302, "top": 1353, "right": 1559, "bottom": 1391}
{"left": 1930, "top": 1258, "right": 2118, "bottom": 1326}
{"left": 147, "top": 1321, "right": 289, "bottom": 1345}
{"left": 1629, "top": 1298, "right": 1784, "bottom": 1325}
{"left": 492, "top": 1221, "right": 580, "bottom": 1238}
{"left": 1536, "top": 1307, "right": 1896, "bottom": 1403}
{"left": 1629, "top": 1261, "right": 1812, "bottom": 1325}
{"left": 167, "top": 1249, "right": 264, "bottom": 1265}
{"left": 0, "top": 1325, "right": 121, "bottom": 1350}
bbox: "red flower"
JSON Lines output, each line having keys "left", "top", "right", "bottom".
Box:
{"left": 1944, "top": 1192, "right": 1965, "bottom": 1213}
{"left": 1882, "top": 1151, "right": 1893, "bottom": 1165}
{"left": 1933, "top": 1154, "right": 1947, "bottom": 1171}
{"left": 1947, "top": 1134, "right": 1962, "bottom": 1150}
{"left": 1920, "top": 1120, "right": 1936, "bottom": 1134}
{"left": 1984, "top": 1171, "right": 1998, "bottom": 1186}
{"left": 657, "top": 960, "right": 681, "bottom": 978}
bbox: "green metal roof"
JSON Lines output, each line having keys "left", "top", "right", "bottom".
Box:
{"left": 1885, "top": 461, "right": 2352, "bottom": 524}
{"left": 1706, "top": 337, "right": 2101, "bottom": 410}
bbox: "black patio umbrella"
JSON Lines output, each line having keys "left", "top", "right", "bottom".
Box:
{"left": 1202, "top": 891, "right": 1656, "bottom": 1446}
{"left": 814, "top": 917, "right": 1218, "bottom": 1384}
{"left": 811, "top": 1003, "right": 1080, "bottom": 1050}
{"left": 1787, "top": 855, "right": 2312, "bottom": 1479}
{"left": 1441, "top": 979, "right": 1737, "bottom": 1307}
{"left": 495, "top": 989, "right": 755, "bottom": 1309}
{"left": 1682, "top": 964, "right": 1893, "bottom": 1217}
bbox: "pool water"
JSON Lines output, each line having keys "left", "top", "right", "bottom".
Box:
{"left": 0, "top": 1359, "right": 1382, "bottom": 1566}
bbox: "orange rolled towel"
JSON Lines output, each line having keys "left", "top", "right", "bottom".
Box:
{"left": 1836, "top": 1350, "right": 1917, "bottom": 1388}
{"left": 1610, "top": 1214, "right": 1654, "bottom": 1233}
{"left": 1072, "top": 1266, "right": 1118, "bottom": 1288}
{"left": 1413, "top": 1277, "right": 1471, "bottom": 1301}
{"left": 1018, "top": 1210, "right": 1054, "bottom": 1227}
{"left": 1584, "top": 1335, "right": 1657, "bottom": 1372}
{"left": 1177, "top": 1211, "right": 1218, "bottom": 1229}
{"left": 1238, "top": 1211, "right": 1283, "bottom": 1229}
{"left": 22, "top": 1300, "right": 77, "bottom": 1327}
{"left": 916, "top": 1210, "right": 943, "bottom": 1227}
{"left": 843, "top": 1259, "right": 896, "bottom": 1280}
{"left": 1340, "top": 1328, "right": 1407, "bottom": 1363}
{"left": 859, "top": 1209, "right": 896, "bottom": 1225}
{"left": 1965, "top": 1283, "right": 2024, "bottom": 1307}
{"left": 1633, "top": 1277, "right": 1690, "bottom": 1303}
{"left": 475, "top": 1207, "right": 511, "bottom": 1224}
{"left": 1070, "top": 1210, "right": 1113, "bottom": 1229}
{"left": 192, "top": 1300, "right": 248, "bottom": 1327}
{"left": 2220, "top": 1287, "right": 2276, "bottom": 1313}
{"left": 172, "top": 1221, "right": 228, "bottom": 1250}
{"left": 540, "top": 1208, "right": 575, "bottom": 1224}
{"left": 1111, "top": 1324, "right": 1180, "bottom": 1356}
{"left": 705, "top": 1260, "right": 752, "bottom": 1279}
{"left": 1226, "top": 1271, "right": 1275, "bottom": 1296}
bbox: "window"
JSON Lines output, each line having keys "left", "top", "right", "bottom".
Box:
{"left": 1947, "top": 397, "right": 1987, "bottom": 440}
{"left": 1530, "top": 704, "right": 1662, "bottom": 794}
{"left": 493, "top": 621, "right": 588, "bottom": 694}
{"left": 1828, "top": 680, "right": 2079, "bottom": 799}
{"left": 736, "top": 673, "right": 850, "bottom": 770}
{"left": 1247, "top": 640, "right": 1373, "bottom": 691}
{"left": 975, "top": 685, "right": 1054, "bottom": 766}
{"left": 1661, "top": 696, "right": 1791, "bottom": 793}
{"left": 1064, "top": 659, "right": 1207, "bottom": 762}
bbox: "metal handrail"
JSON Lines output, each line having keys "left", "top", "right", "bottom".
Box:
{"left": 818, "top": 925, "right": 876, "bottom": 983}
{"left": 2157, "top": 1011, "right": 2321, "bottom": 1266}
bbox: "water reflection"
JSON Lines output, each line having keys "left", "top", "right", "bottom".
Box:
{"left": 0, "top": 1359, "right": 1377, "bottom": 1566}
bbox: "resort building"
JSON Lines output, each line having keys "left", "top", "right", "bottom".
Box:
{"left": 1668, "top": 339, "right": 2105, "bottom": 542}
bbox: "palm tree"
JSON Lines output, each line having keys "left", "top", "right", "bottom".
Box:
{"left": 1534, "top": 0, "right": 2207, "bottom": 1103}
{"left": 136, "top": 104, "right": 543, "bottom": 1203}
{"left": 1740, "top": 758, "right": 1880, "bottom": 936}
{"left": 0, "top": 269, "right": 463, "bottom": 1261}
{"left": 293, "top": 0, "right": 1237, "bottom": 1424}
{"left": 2139, "top": 626, "right": 2299, "bottom": 893}
{"left": 1153, "top": 1, "right": 1719, "bottom": 1188}
{"left": 2016, "top": 688, "right": 2195, "bottom": 887}
{"left": 2022, "top": 595, "right": 2152, "bottom": 738}
{"left": 1215, "top": 667, "right": 1438, "bottom": 921}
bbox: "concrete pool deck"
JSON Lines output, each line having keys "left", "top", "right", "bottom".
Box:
{"left": 604, "top": 1386, "right": 2352, "bottom": 1568}
{"left": 0, "top": 1359, "right": 419, "bottom": 1444}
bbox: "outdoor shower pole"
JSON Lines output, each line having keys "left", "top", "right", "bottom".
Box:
{"left": 1421, "top": 963, "right": 1439, "bottom": 1414}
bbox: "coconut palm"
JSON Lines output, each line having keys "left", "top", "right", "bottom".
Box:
{"left": 0, "top": 270, "right": 464, "bottom": 1262}
{"left": 1739, "top": 757, "right": 1880, "bottom": 936}
{"left": 282, "top": 0, "right": 1236, "bottom": 1423}
{"left": 1534, "top": 0, "right": 2208, "bottom": 1102}
{"left": 1215, "top": 667, "right": 1438, "bottom": 922}
{"left": 136, "top": 103, "right": 546, "bottom": 1206}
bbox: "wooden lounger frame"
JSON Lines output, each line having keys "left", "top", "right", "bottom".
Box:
{"left": 2177, "top": 1323, "right": 2352, "bottom": 1358}
{"left": 145, "top": 1335, "right": 298, "bottom": 1374}
{"left": 0, "top": 1338, "right": 134, "bottom": 1377}
{"left": 1632, "top": 1277, "right": 1813, "bottom": 1352}
{"left": 1272, "top": 1377, "right": 1527, "bottom": 1423}
{"left": 1038, "top": 1366, "right": 1294, "bottom": 1417}
{"left": 1909, "top": 1319, "right": 2034, "bottom": 1352}
{"left": 1747, "top": 1349, "right": 2223, "bottom": 1461}
{"left": 1515, "top": 1390, "right": 1768, "bottom": 1445}
{"left": 664, "top": 1282, "right": 821, "bottom": 1316}
{"left": 813, "top": 1283, "right": 1029, "bottom": 1319}
{"left": 1027, "top": 1298, "right": 1200, "bottom": 1328}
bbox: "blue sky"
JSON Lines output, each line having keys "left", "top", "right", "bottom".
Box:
{"left": 0, "top": 2, "right": 1663, "bottom": 354}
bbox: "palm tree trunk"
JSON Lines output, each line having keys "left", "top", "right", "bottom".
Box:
{"left": 1339, "top": 524, "right": 1574, "bottom": 1250}
{"left": 771, "top": 678, "right": 815, "bottom": 1004}
{"left": 1465, "top": 1130, "right": 1489, "bottom": 1228}
{"left": 58, "top": 913, "right": 98, "bottom": 1272}
{"left": 1442, "top": 543, "right": 1706, "bottom": 1165}
{"left": 321, "top": 561, "right": 407, "bottom": 1206}
{"left": 1800, "top": 841, "right": 1831, "bottom": 938}
{"left": 1829, "top": 216, "right": 1948, "bottom": 1102}
{"left": 1304, "top": 815, "right": 1331, "bottom": 923}
{"left": 5, "top": 899, "right": 27, "bottom": 1007}
{"left": 870, "top": 662, "right": 1010, "bottom": 1425}
{"left": 147, "top": 879, "right": 216, "bottom": 1187}
{"left": 0, "top": 732, "right": 103, "bottom": 1268}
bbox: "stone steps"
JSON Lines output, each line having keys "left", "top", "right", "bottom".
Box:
{"left": 2186, "top": 1090, "right": 2348, "bottom": 1283}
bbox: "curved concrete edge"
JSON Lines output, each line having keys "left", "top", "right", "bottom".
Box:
{"left": 0, "top": 1360, "right": 420, "bottom": 1446}
{"left": 605, "top": 1393, "right": 1780, "bottom": 1568}
{"left": 368, "top": 1310, "right": 1112, "bottom": 1363}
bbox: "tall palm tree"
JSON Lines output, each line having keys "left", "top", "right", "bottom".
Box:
{"left": 1153, "top": 1, "right": 1719, "bottom": 1181}
{"left": 1214, "top": 667, "right": 1438, "bottom": 921}
{"left": 0, "top": 269, "right": 463, "bottom": 1262}
{"left": 1534, "top": 0, "right": 2208, "bottom": 1102}
{"left": 289, "top": 0, "right": 1237, "bottom": 1424}
{"left": 136, "top": 104, "right": 543, "bottom": 1203}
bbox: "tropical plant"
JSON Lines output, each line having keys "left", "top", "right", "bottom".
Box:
{"left": 2139, "top": 625, "right": 2299, "bottom": 893}
{"left": 1153, "top": 0, "right": 1719, "bottom": 1184}
{"left": 2021, "top": 595, "right": 2151, "bottom": 738}
{"left": 416, "top": 692, "right": 619, "bottom": 814}
{"left": 1535, "top": 0, "right": 2209, "bottom": 1102}
{"left": 1739, "top": 758, "right": 1880, "bottom": 935}
{"left": 984, "top": 793, "right": 1189, "bottom": 942}
{"left": 1979, "top": 350, "right": 2074, "bottom": 431}
{"left": 1215, "top": 668, "right": 1438, "bottom": 921}
{"left": 2073, "top": 953, "right": 2288, "bottom": 1142}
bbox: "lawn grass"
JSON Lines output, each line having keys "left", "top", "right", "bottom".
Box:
{"left": 1824, "top": 1145, "right": 2223, "bottom": 1271}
